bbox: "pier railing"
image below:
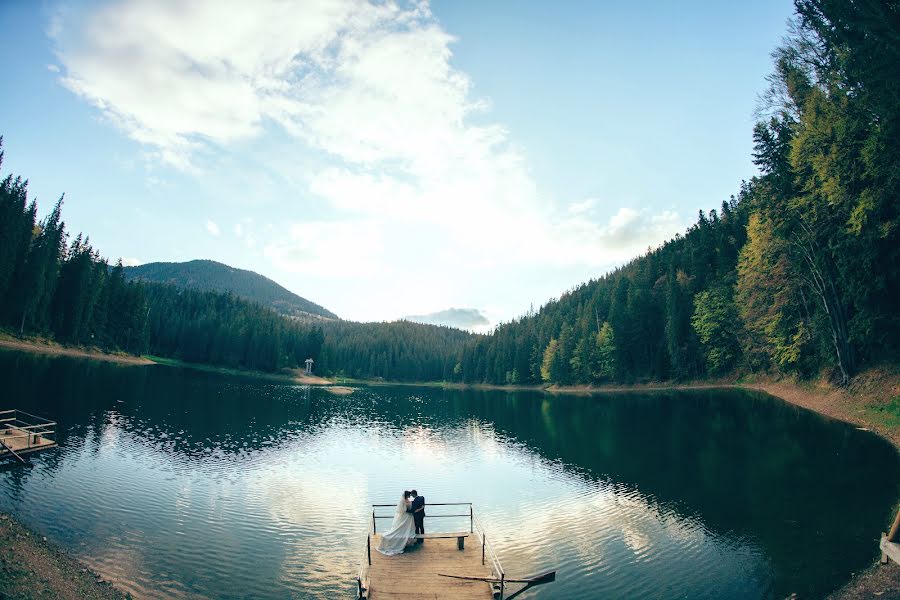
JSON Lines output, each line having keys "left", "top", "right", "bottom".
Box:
{"left": 357, "top": 502, "right": 506, "bottom": 599}
{"left": 0, "top": 410, "right": 56, "bottom": 453}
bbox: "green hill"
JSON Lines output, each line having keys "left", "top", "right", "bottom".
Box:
{"left": 124, "top": 260, "right": 338, "bottom": 320}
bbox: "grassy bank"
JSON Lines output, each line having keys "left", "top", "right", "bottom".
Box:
{"left": 147, "top": 355, "right": 334, "bottom": 385}
{"left": 0, "top": 332, "right": 153, "bottom": 366}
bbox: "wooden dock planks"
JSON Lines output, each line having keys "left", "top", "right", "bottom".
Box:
{"left": 0, "top": 426, "right": 56, "bottom": 456}
{"left": 367, "top": 535, "right": 494, "bottom": 600}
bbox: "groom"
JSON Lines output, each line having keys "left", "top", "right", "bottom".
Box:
{"left": 407, "top": 489, "right": 425, "bottom": 543}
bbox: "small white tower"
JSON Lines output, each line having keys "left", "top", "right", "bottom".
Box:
{"left": 305, "top": 358, "right": 314, "bottom": 374}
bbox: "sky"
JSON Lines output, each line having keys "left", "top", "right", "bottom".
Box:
{"left": 0, "top": 0, "right": 794, "bottom": 328}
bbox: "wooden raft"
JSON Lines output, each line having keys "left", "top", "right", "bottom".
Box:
{"left": 366, "top": 534, "right": 494, "bottom": 600}
{"left": 0, "top": 410, "right": 57, "bottom": 462}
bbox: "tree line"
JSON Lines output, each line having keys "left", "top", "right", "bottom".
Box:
{"left": 2, "top": 0, "right": 896, "bottom": 386}
{"left": 0, "top": 149, "right": 147, "bottom": 354}
{"left": 449, "top": 0, "right": 899, "bottom": 387}
{"left": 0, "top": 148, "right": 325, "bottom": 372}
{"left": 317, "top": 319, "right": 470, "bottom": 381}
{"left": 0, "top": 143, "right": 467, "bottom": 377}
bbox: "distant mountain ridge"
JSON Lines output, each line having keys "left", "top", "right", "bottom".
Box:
{"left": 124, "top": 260, "right": 338, "bottom": 320}
{"left": 404, "top": 308, "right": 491, "bottom": 331}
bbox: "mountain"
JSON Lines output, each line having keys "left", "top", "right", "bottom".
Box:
{"left": 404, "top": 308, "right": 490, "bottom": 331}
{"left": 124, "top": 260, "right": 338, "bottom": 320}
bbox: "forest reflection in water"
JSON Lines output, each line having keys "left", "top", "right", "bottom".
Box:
{"left": 0, "top": 349, "right": 896, "bottom": 599}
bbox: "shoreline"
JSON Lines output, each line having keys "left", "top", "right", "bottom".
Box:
{"left": 0, "top": 513, "right": 128, "bottom": 599}
{"left": 2, "top": 335, "right": 897, "bottom": 446}
{"left": 0, "top": 335, "right": 153, "bottom": 366}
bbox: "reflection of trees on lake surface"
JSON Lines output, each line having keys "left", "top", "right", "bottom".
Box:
{"left": 443, "top": 387, "right": 899, "bottom": 597}
{"left": 3, "top": 349, "right": 898, "bottom": 598}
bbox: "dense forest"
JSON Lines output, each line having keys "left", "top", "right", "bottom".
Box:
{"left": 450, "top": 0, "right": 899, "bottom": 387}
{"left": 318, "top": 320, "right": 470, "bottom": 381}
{"left": 0, "top": 151, "right": 463, "bottom": 377}
{"left": 0, "top": 153, "right": 324, "bottom": 372}
{"left": 0, "top": 156, "right": 147, "bottom": 354}
{"left": 125, "top": 259, "right": 338, "bottom": 320}
{"left": 143, "top": 284, "right": 326, "bottom": 372}
{"left": 2, "top": 0, "right": 897, "bottom": 387}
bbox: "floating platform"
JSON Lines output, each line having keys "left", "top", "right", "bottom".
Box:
{"left": 365, "top": 534, "right": 494, "bottom": 599}
{"left": 357, "top": 503, "right": 502, "bottom": 599}
{"left": 357, "top": 502, "right": 555, "bottom": 600}
{"left": 0, "top": 410, "right": 57, "bottom": 462}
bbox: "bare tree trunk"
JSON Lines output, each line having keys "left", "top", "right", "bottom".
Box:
{"left": 793, "top": 231, "right": 854, "bottom": 385}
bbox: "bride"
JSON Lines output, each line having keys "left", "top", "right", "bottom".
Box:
{"left": 376, "top": 491, "right": 416, "bottom": 555}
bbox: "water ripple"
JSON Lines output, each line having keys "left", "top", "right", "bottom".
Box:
{"left": 0, "top": 358, "right": 895, "bottom": 599}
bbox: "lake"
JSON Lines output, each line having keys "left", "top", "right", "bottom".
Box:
{"left": 0, "top": 348, "right": 897, "bottom": 599}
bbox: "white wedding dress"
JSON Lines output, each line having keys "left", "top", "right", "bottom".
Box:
{"left": 376, "top": 496, "right": 416, "bottom": 555}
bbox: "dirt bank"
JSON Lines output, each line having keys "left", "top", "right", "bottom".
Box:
{"left": 0, "top": 513, "right": 128, "bottom": 599}
{"left": 0, "top": 335, "right": 153, "bottom": 366}
{"left": 742, "top": 367, "right": 900, "bottom": 448}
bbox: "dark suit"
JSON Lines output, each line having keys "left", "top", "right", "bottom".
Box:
{"left": 410, "top": 495, "right": 425, "bottom": 540}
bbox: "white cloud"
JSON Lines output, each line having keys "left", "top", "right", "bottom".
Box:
{"left": 52, "top": 0, "right": 689, "bottom": 320}
{"left": 47, "top": 64, "right": 60, "bottom": 73}
{"left": 120, "top": 257, "right": 142, "bottom": 266}
{"left": 262, "top": 220, "right": 385, "bottom": 277}
{"left": 547, "top": 206, "right": 688, "bottom": 266}
{"left": 51, "top": 0, "right": 433, "bottom": 170}
{"left": 206, "top": 220, "right": 220, "bottom": 236}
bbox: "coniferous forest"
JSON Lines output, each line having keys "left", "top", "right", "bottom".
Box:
{"left": 450, "top": 0, "right": 899, "bottom": 387}
{"left": 0, "top": 147, "right": 325, "bottom": 372}
{"left": 1, "top": 0, "right": 897, "bottom": 386}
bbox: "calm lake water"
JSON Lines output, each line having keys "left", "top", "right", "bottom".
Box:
{"left": 0, "top": 349, "right": 897, "bottom": 599}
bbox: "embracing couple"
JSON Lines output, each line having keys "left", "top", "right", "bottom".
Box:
{"left": 376, "top": 490, "right": 426, "bottom": 556}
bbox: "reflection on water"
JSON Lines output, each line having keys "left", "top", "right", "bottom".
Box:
{"left": 0, "top": 349, "right": 897, "bottom": 599}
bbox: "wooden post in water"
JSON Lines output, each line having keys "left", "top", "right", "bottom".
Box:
{"left": 881, "top": 508, "right": 900, "bottom": 564}
{"left": 887, "top": 508, "right": 900, "bottom": 542}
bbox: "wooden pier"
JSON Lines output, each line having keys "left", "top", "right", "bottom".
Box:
{"left": 357, "top": 503, "right": 504, "bottom": 600}
{"left": 0, "top": 410, "right": 57, "bottom": 463}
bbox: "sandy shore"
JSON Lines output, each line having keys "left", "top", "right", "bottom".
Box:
{"left": 323, "top": 385, "right": 355, "bottom": 395}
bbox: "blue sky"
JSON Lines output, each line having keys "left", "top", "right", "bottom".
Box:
{"left": 0, "top": 0, "right": 793, "bottom": 327}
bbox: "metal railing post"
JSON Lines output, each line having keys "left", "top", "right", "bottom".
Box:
{"left": 470, "top": 504, "right": 473, "bottom": 533}
{"left": 372, "top": 510, "right": 376, "bottom": 534}
{"left": 367, "top": 534, "right": 371, "bottom": 566}
{"left": 500, "top": 573, "right": 505, "bottom": 599}
{"left": 482, "top": 535, "right": 485, "bottom": 565}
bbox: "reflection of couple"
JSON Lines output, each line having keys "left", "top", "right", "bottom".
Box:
{"left": 376, "top": 490, "right": 425, "bottom": 555}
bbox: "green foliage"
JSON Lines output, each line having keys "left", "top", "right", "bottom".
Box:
{"left": 450, "top": 189, "right": 750, "bottom": 385}
{"left": 451, "top": 2, "right": 898, "bottom": 387}
{"left": 143, "top": 283, "right": 324, "bottom": 372}
{"left": 124, "top": 259, "right": 337, "bottom": 320}
{"left": 691, "top": 287, "right": 742, "bottom": 375}
{"left": 540, "top": 338, "right": 558, "bottom": 382}
{"left": 316, "top": 319, "right": 468, "bottom": 381}
{"left": 595, "top": 322, "right": 617, "bottom": 381}
{"left": 1, "top": 0, "right": 896, "bottom": 386}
